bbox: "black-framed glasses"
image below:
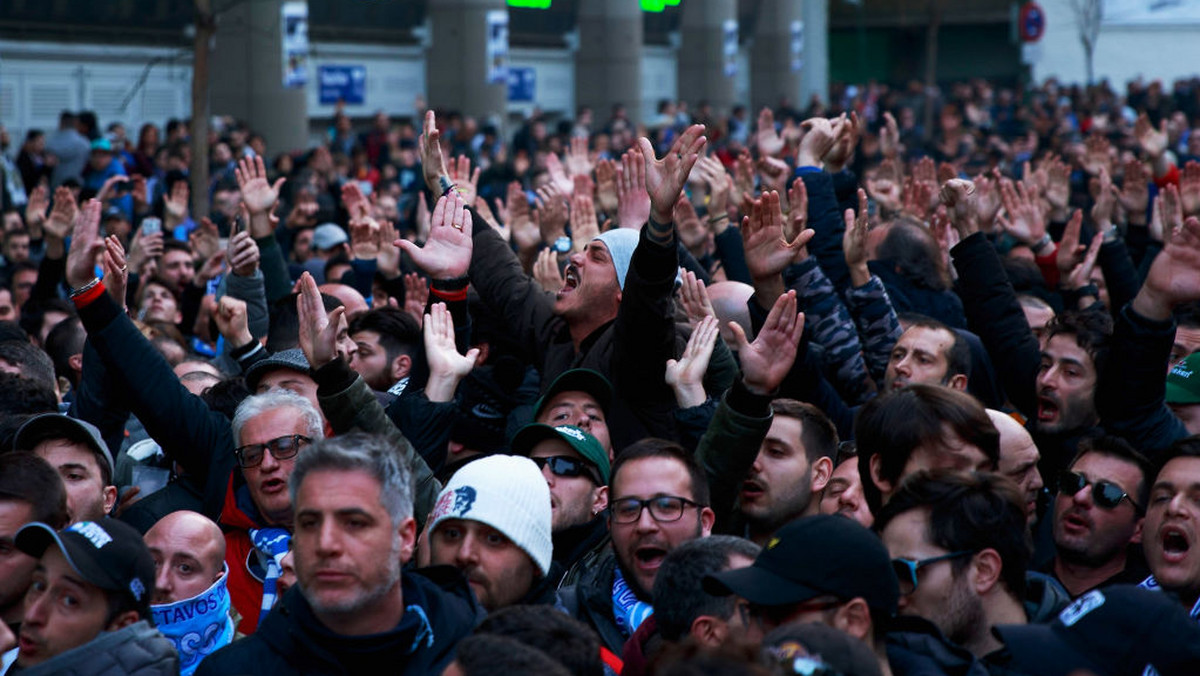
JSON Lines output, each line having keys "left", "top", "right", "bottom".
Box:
{"left": 530, "top": 455, "right": 600, "bottom": 485}
{"left": 1058, "top": 471, "right": 1142, "bottom": 512}
{"left": 892, "top": 551, "right": 974, "bottom": 595}
{"left": 235, "top": 435, "right": 311, "bottom": 468}
{"left": 610, "top": 495, "right": 703, "bottom": 524}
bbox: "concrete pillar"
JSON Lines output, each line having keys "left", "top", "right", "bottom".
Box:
{"left": 208, "top": 0, "right": 309, "bottom": 154}
{"left": 751, "top": 0, "right": 829, "bottom": 112}
{"left": 677, "top": 0, "right": 737, "bottom": 116}
{"left": 425, "top": 0, "right": 508, "bottom": 128}
{"left": 576, "top": 0, "right": 644, "bottom": 126}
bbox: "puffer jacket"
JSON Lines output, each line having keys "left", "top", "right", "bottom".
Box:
{"left": 17, "top": 620, "right": 177, "bottom": 676}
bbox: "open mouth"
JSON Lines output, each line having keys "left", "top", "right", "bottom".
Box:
{"left": 260, "top": 478, "right": 286, "bottom": 494}
{"left": 634, "top": 545, "right": 668, "bottom": 571}
{"left": 1162, "top": 527, "right": 1191, "bottom": 562}
{"left": 1061, "top": 512, "right": 1090, "bottom": 534}
{"left": 559, "top": 267, "right": 580, "bottom": 296}
{"left": 1037, "top": 397, "right": 1059, "bottom": 422}
{"left": 741, "top": 480, "right": 765, "bottom": 500}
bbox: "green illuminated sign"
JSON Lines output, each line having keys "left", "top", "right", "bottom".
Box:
{"left": 507, "top": 0, "right": 552, "bottom": 8}
{"left": 506, "top": 0, "right": 681, "bottom": 10}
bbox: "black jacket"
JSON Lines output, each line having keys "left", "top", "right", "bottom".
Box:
{"left": 558, "top": 551, "right": 627, "bottom": 655}
{"left": 195, "top": 567, "right": 480, "bottom": 676}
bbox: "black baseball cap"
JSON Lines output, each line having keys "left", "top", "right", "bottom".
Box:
{"left": 995, "top": 584, "right": 1200, "bottom": 676}
{"left": 704, "top": 514, "right": 900, "bottom": 615}
{"left": 14, "top": 413, "right": 114, "bottom": 480}
{"left": 533, "top": 369, "right": 613, "bottom": 420}
{"left": 16, "top": 520, "right": 156, "bottom": 620}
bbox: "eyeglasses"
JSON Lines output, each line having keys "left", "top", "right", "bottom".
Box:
{"left": 892, "top": 551, "right": 975, "bottom": 595}
{"left": 530, "top": 455, "right": 600, "bottom": 484}
{"left": 610, "top": 495, "right": 703, "bottom": 524}
{"left": 235, "top": 435, "right": 311, "bottom": 468}
{"left": 1058, "top": 471, "right": 1142, "bottom": 512}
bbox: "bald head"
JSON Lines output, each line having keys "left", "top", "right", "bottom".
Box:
{"left": 705, "top": 281, "right": 753, "bottom": 346}
{"left": 145, "top": 510, "right": 227, "bottom": 604}
{"left": 987, "top": 409, "right": 1044, "bottom": 523}
{"left": 318, "top": 283, "right": 368, "bottom": 319}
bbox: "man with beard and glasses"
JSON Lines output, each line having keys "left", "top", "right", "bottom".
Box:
{"left": 197, "top": 433, "right": 478, "bottom": 675}
{"left": 559, "top": 439, "right": 714, "bottom": 655}
{"left": 877, "top": 470, "right": 1056, "bottom": 673}
{"left": 737, "top": 400, "right": 836, "bottom": 545}
{"left": 1043, "top": 436, "right": 1151, "bottom": 598}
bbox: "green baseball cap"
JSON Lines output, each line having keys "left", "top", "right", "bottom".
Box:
{"left": 1166, "top": 352, "right": 1200, "bottom": 405}
{"left": 510, "top": 423, "right": 610, "bottom": 485}
{"left": 532, "top": 369, "right": 613, "bottom": 420}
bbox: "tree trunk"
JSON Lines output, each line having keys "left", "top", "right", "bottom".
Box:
{"left": 191, "top": 0, "right": 214, "bottom": 220}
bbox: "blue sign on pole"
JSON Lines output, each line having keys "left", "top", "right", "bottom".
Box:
{"left": 318, "top": 65, "right": 366, "bottom": 105}
{"left": 508, "top": 67, "right": 536, "bottom": 102}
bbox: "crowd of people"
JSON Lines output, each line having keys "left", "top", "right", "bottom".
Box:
{"left": 3, "top": 74, "right": 1200, "bottom": 675}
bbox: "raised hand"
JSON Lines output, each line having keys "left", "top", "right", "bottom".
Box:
{"left": 595, "top": 158, "right": 620, "bottom": 214}
{"left": 617, "top": 147, "right": 651, "bottom": 230}
{"left": 341, "top": 181, "right": 370, "bottom": 222}
{"left": 757, "top": 156, "right": 792, "bottom": 207}
{"left": 822, "top": 112, "right": 860, "bottom": 173}
{"left": 506, "top": 182, "right": 541, "bottom": 253}
{"left": 732, "top": 290, "right": 805, "bottom": 395}
{"left": 101, "top": 235, "right": 128, "bottom": 310}
{"left": 1134, "top": 113, "right": 1169, "bottom": 159}
{"left": 1088, "top": 166, "right": 1117, "bottom": 229}
{"left": 191, "top": 216, "right": 221, "bottom": 262}
{"left": 419, "top": 110, "right": 448, "bottom": 195}
{"left": 940, "top": 178, "right": 979, "bottom": 238}
{"left": 473, "top": 195, "right": 509, "bottom": 243}
{"left": 228, "top": 227, "right": 261, "bottom": 277}
{"left": 349, "top": 212, "right": 381, "bottom": 260}
{"left": 376, "top": 219, "right": 403, "bottom": 279}
{"left": 235, "top": 155, "right": 286, "bottom": 238}
{"left": 843, "top": 188, "right": 871, "bottom": 287}
{"left": 678, "top": 269, "right": 716, "bottom": 328}
{"left": 867, "top": 159, "right": 903, "bottom": 215}
{"left": 1044, "top": 156, "right": 1071, "bottom": 216}
{"left": 570, "top": 191, "right": 600, "bottom": 250}
{"left": 297, "top": 270, "right": 348, "bottom": 368}
{"left": 797, "top": 117, "right": 837, "bottom": 168}
{"left": 66, "top": 199, "right": 105, "bottom": 290}
{"left": 741, "top": 191, "right": 814, "bottom": 283}
{"left": 24, "top": 185, "right": 49, "bottom": 236}
{"left": 1118, "top": 159, "right": 1150, "bottom": 224}
{"left": 732, "top": 150, "right": 755, "bottom": 206}
{"left": 214, "top": 296, "right": 253, "bottom": 349}
{"left": 665, "top": 314, "right": 720, "bottom": 408}
{"left": 901, "top": 178, "right": 933, "bottom": 222}
{"left": 565, "top": 136, "right": 595, "bottom": 177}
{"left": 1065, "top": 228, "right": 1104, "bottom": 294}
{"left": 46, "top": 186, "right": 78, "bottom": 243}
{"left": 973, "top": 168, "right": 1004, "bottom": 228}
{"left": 1181, "top": 161, "right": 1200, "bottom": 217}
{"left": 423, "top": 302, "right": 480, "bottom": 402}
{"left": 127, "top": 228, "right": 163, "bottom": 278}
{"left": 403, "top": 272, "right": 429, "bottom": 326}
{"left": 544, "top": 153, "right": 575, "bottom": 197}
{"left": 448, "top": 156, "right": 481, "bottom": 205}
{"left": 1083, "top": 134, "right": 1112, "bottom": 177}
{"left": 397, "top": 192, "right": 473, "bottom": 280}
{"left": 879, "top": 111, "right": 900, "bottom": 159}
{"left": 639, "top": 123, "right": 707, "bottom": 225}
{"left": 755, "top": 107, "right": 785, "bottom": 158}
{"left": 534, "top": 183, "right": 569, "bottom": 245}
{"left": 997, "top": 179, "right": 1047, "bottom": 247}
{"left": 533, "top": 247, "right": 564, "bottom": 293}
{"left": 785, "top": 176, "right": 808, "bottom": 243}
{"left": 163, "top": 180, "right": 189, "bottom": 228}
{"left": 1161, "top": 183, "right": 1184, "bottom": 241}
{"left": 1055, "top": 209, "right": 1087, "bottom": 279}
{"left": 673, "top": 197, "right": 708, "bottom": 255}
{"left": 1133, "top": 216, "right": 1200, "bottom": 320}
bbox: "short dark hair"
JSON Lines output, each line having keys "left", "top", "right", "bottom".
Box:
{"left": 653, "top": 536, "right": 762, "bottom": 642}
{"left": 136, "top": 275, "right": 182, "bottom": 308}
{"left": 44, "top": 316, "right": 85, "bottom": 386}
{"left": 900, "top": 315, "right": 971, "bottom": 380}
{"left": 876, "top": 221, "right": 949, "bottom": 291}
{"left": 452, "top": 634, "right": 570, "bottom": 676}
{"left": 0, "top": 452, "right": 69, "bottom": 528}
{"left": 856, "top": 384, "right": 999, "bottom": 514}
{"left": 348, "top": 307, "right": 421, "bottom": 364}
{"left": 1174, "top": 301, "right": 1200, "bottom": 331}
{"left": 0, "top": 372, "right": 57, "bottom": 417}
{"left": 1154, "top": 436, "right": 1200, "bottom": 484}
{"left": 161, "top": 239, "right": 193, "bottom": 258}
{"left": 1043, "top": 309, "right": 1112, "bottom": 380}
{"left": 1069, "top": 435, "right": 1154, "bottom": 510}
{"left": 612, "top": 438, "right": 710, "bottom": 506}
{"left": 476, "top": 606, "right": 603, "bottom": 676}
{"left": 104, "top": 586, "right": 146, "bottom": 625}
{"left": 770, "top": 399, "right": 838, "bottom": 463}
{"left": 0, "top": 339, "right": 57, "bottom": 390}
{"left": 875, "top": 469, "right": 1031, "bottom": 598}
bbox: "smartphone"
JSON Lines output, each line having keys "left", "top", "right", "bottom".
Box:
{"left": 141, "top": 217, "right": 162, "bottom": 236}
{"left": 113, "top": 179, "right": 132, "bottom": 194}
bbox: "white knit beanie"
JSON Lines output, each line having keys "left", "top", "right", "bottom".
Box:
{"left": 429, "top": 455, "right": 553, "bottom": 577}
{"left": 594, "top": 229, "right": 640, "bottom": 291}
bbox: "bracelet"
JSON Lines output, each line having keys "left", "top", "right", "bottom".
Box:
{"left": 1102, "top": 224, "right": 1120, "bottom": 243}
{"left": 708, "top": 214, "right": 729, "bottom": 224}
{"left": 438, "top": 175, "right": 456, "bottom": 196}
{"left": 1032, "top": 233, "right": 1053, "bottom": 252}
{"left": 430, "top": 285, "right": 468, "bottom": 302}
{"left": 1075, "top": 283, "right": 1100, "bottom": 298}
{"left": 69, "top": 277, "right": 102, "bottom": 298}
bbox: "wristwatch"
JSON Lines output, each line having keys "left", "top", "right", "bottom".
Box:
{"left": 552, "top": 236, "right": 571, "bottom": 254}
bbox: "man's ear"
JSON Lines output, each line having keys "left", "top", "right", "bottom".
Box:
{"left": 869, "top": 454, "right": 893, "bottom": 496}
{"left": 689, "top": 615, "right": 728, "bottom": 648}
{"left": 970, "top": 548, "right": 1004, "bottom": 596}
{"left": 832, "top": 597, "right": 873, "bottom": 641}
{"left": 810, "top": 456, "right": 834, "bottom": 495}
{"left": 592, "top": 485, "right": 609, "bottom": 516}
{"left": 398, "top": 516, "right": 418, "bottom": 565}
{"left": 699, "top": 506, "right": 716, "bottom": 537}
{"left": 68, "top": 352, "right": 83, "bottom": 375}
{"left": 106, "top": 609, "right": 140, "bottom": 632}
{"left": 103, "top": 485, "right": 118, "bottom": 515}
{"left": 948, "top": 373, "right": 968, "bottom": 391}
{"left": 1131, "top": 517, "right": 1144, "bottom": 545}
{"left": 391, "top": 354, "right": 413, "bottom": 381}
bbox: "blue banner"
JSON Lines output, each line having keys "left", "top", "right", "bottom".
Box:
{"left": 318, "top": 65, "right": 366, "bottom": 105}
{"left": 508, "top": 67, "right": 536, "bottom": 102}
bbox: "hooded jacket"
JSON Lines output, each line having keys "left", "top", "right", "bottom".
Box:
{"left": 195, "top": 567, "right": 480, "bottom": 676}
{"left": 557, "top": 552, "right": 628, "bottom": 655}
{"left": 15, "top": 620, "right": 177, "bottom": 676}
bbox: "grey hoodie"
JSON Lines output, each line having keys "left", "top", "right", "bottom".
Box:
{"left": 15, "top": 620, "right": 178, "bottom": 676}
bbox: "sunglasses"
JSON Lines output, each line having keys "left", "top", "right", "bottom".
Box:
{"left": 530, "top": 455, "right": 600, "bottom": 484}
{"left": 892, "top": 551, "right": 975, "bottom": 595}
{"left": 1057, "top": 471, "right": 1142, "bottom": 512}
{"left": 235, "top": 434, "right": 311, "bottom": 469}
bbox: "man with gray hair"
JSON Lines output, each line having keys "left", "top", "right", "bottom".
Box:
{"left": 197, "top": 433, "right": 479, "bottom": 675}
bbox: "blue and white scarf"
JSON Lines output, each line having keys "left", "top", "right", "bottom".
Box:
{"left": 612, "top": 566, "right": 654, "bottom": 637}
{"left": 1139, "top": 575, "right": 1200, "bottom": 676}
{"left": 151, "top": 566, "right": 235, "bottom": 676}
{"left": 249, "top": 527, "right": 291, "bottom": 624}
